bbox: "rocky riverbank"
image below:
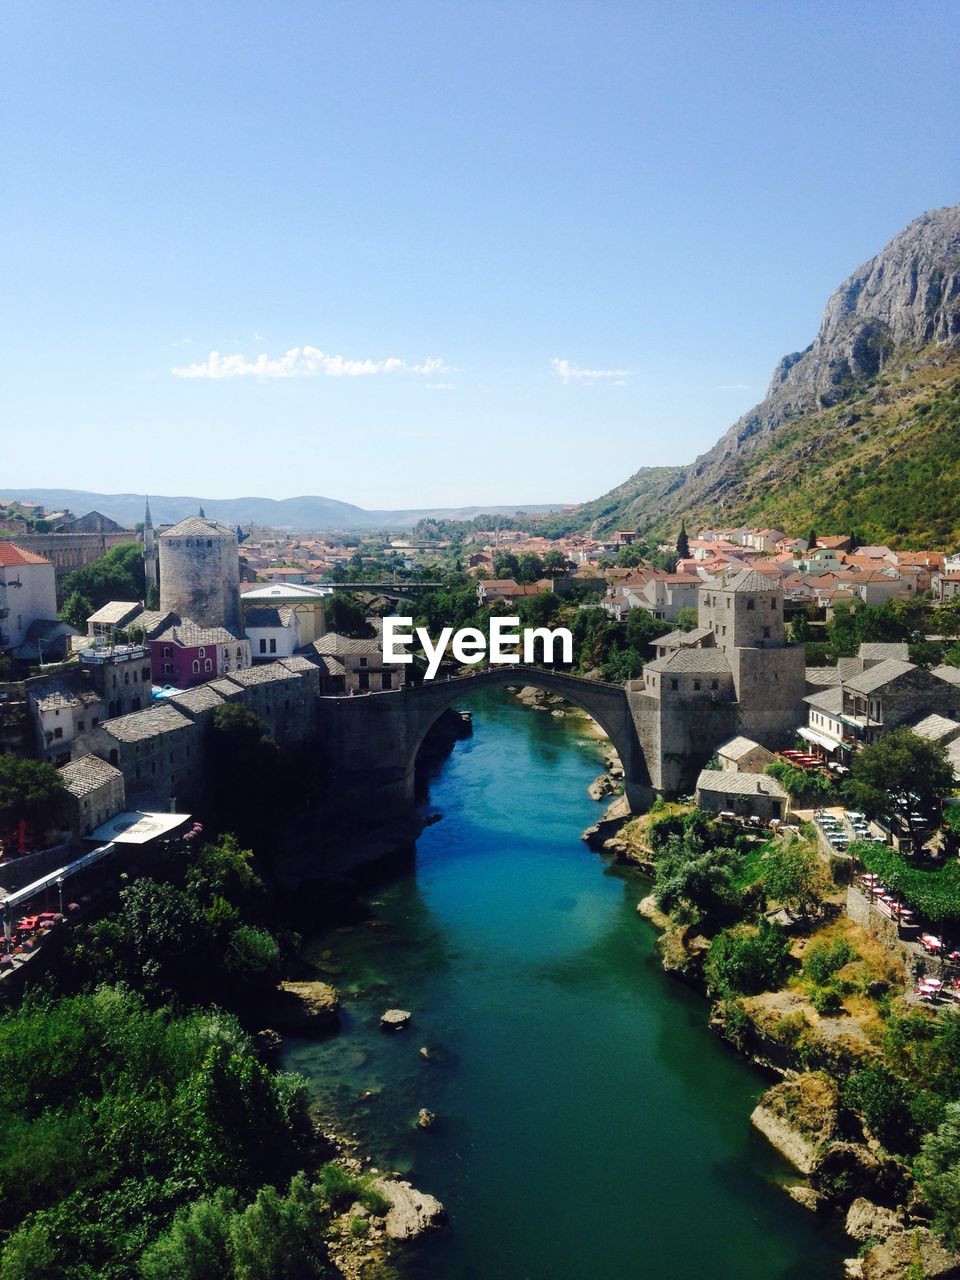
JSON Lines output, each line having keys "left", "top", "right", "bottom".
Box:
{"left": 630, "top": 878, "right": 959, "bottom": 1277}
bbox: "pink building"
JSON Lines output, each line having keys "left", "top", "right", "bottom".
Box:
{"left": 150, "top": 621, "right": 251, "bottom": 688}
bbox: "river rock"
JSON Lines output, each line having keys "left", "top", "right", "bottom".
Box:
{"left": 380, "top": 1008, "right": 412, "bottom": 1031}
{"left": 369, "top": 1177, "right": 445, "bottom": 1240}
{"left": 417, "top": 1108, "right": 436, "bottom": 1128}
{"left": 844, "top": 1197, "right": 905, "bottom": 1244}
{"left": 750, "top": 1073, "right": 840, "bottom": 1175}
{"left": 810, "top": 1142, "right": 907, "bottom": 1210}
{"left": 588, "top": 774, "right": 617, "bottom": 801}
{"left": 581, "top": 795, "right": 631, "bottom": 849}
{"left": 273, "top": 981, "right": 340, "bottom": 1032}
{"left": 859, "top": 1227, "right": 960, "bottom": 1280}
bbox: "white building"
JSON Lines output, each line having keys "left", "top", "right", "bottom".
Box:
{"left": 0, "top": 543, "right": 58, "bottom": 655}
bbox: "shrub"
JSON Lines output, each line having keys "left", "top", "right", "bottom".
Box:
{"left": 705, "top": 919, "right": 793, "bottom": 997}
{"left": 810, "top": 987, "right": 842, "bottom": 1017}
{"left": 804, "top": 938, "right": 858, "bottom": 986}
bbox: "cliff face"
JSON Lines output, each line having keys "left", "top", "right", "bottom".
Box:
{"left": 580, "top": 206, "right": 960, "bottom": 540}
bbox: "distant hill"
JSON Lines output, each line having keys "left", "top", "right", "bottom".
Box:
{"left": 569, "top": 205, "right": 960, "bottom": 548}
{"left": 0, "top": 489, "right": 570, "bottom": 531}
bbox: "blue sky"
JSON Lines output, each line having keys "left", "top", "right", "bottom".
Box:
{"left": 3, "top": 1, "right": 958, "bottom": 509}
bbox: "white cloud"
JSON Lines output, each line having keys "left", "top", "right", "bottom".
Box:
{"left": 426, "top": 382, "right": 455, "bottom": 391}
{"left": 172, "top": 346, "right": 450, "bottom": 380}
{"left": 551, "top": 357, "right": 631, "bottom": 385}
{"left": 171, "top": 337, "right": 192, "bottom": 348}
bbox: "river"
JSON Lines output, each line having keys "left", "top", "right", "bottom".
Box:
{"left": 283, "top": 687, "right": 847, "bottom": 1278}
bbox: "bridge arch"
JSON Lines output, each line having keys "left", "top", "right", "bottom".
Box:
{"left": 404, "top": 666, "right": 651, "bottom": 808}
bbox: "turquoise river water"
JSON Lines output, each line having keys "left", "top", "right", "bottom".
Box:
{"left": 283, "top": 688, "right": 847, "bottom": 1278}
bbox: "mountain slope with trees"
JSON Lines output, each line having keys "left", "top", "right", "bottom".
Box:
{"left": 563, "top": 205, "right": 960, "bottom": 546}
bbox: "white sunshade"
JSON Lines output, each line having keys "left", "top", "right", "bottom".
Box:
{"left": 798, "top": 726, "right": 841, "bottom": 752}
{"left": 88, "top": 811, "right": 191, "bottom": 845}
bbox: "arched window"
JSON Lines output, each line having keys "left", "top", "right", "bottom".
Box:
{"left": 199, "top": 647, "right": 205, "bottom": 657}
{"left": 192, "top": 660, "right": 200, "bottom": 674}
{"left": 204, "top": 658, "right": 212, "bottom": 672}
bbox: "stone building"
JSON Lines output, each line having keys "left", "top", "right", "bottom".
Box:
{"left": 629, "top": 569, "right": 806, "bottom": 794}
{"left": 159, "top": 514, "right": 242, "bottom": 631}
{"left": 220, "top": 661, "right": 317, "bottom": 746}
{"left": 311, "top": 632, "right": 407, "bottom": 693}
{"left": 715, "top": 736, "right": 775, "bottom": 773}
{"left": 695, "top": 768, "right": 789, "bottom": 821}
{"left": 240, "top": 581, "right": 330, "bottom": 645}
{"left": 79, "top": 703, "right": 201, "bottom": 807}
{"left": 58, "top": 754, "right": 126, "bottom": 842}
{"left": 151, "top": 620, "right": 250, "bottom": 687}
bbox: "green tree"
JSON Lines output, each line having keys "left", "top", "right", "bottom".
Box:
{"left": 0, "top": 754, "right": 67, "bottom": 847}
{"left": 58, "top": 590, "right": 94, "bottom": 632}
{"left": 675, "top": 522, "right": 690, "bottom": 559}
{"left": 704, "top": 919, "right": 792, "bottom": 997}
{"left": 653, "top": 833, "right": 742, "bottom": 929}
{"left": 61, "top": 543, "right": 145, "bottom": 610}
{"left": 542, "top": 549, "right": 566, "bottom": 574}
{"left": 847, "top": 728, "right": 954, "bottom": 840}
{"left": 323, "top": 594, "right": 374, "bottom": 638}
{"left": 516, "top": 552, "right": 544, "bottom": 584}
{"left": 675, "top": 605, "right": 698, "bottom": 632}
{"left": 762, "top": 838, "right": 824, "bottom": 919}
{"left": 917, "top": 1102, "right": 960, "bottom": 1248}
{"left": 492, "top": 551, "right": 520, "bottom": 580}
{"left": 789, "top": 610, "right": 811, "bottom": 645}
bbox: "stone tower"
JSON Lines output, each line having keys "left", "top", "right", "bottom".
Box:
{"left": 142, "top": 497, "right": 158, "bottom": 598}
{"left": 158, "top": 513, "right": 242, "bottom": 631}
{"left": 697, "top": 569, "right": 786, "bottom": 651}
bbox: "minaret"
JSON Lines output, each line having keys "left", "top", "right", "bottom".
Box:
{"left": 143, "top": 497, "right": 158, "bottom": 598}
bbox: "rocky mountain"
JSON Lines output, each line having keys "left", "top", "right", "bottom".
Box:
{"left": 0, "top": 489, "right": 568, "bottom": 531}
{"left": 575, "top": 205, "right": 960, "bottom": 546}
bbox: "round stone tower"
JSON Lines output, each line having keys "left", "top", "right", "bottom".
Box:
{"left": 158, "top": 513, "right": 242, "bottom": 631}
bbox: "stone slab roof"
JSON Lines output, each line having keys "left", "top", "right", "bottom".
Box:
{"left": 206, "top": 678, "right": 245, "bottom": 699}
{"left": 911, "top": 713, "right": 960, "bottom": 743}
{"left": 166, "top": 686, "right": 226, "bottom": 716}
{"left": 87, "top": 601, "right": 142, "bottom": 626}
{"left": 805, "top": 667, "right": 841, "bottom": 688}
{"left": 58, "top": 754, "right": 123, "bottom": 797}
{"left": 223, "top": 662, "right": 301, "bottom": 688}
{"left": 657, "top": 626, "right": 714, "bottom": 649}
{"left": 159, "top": 515, "right": 235, "bottom": 539}
{"left": 244, "top": 606, "right": 294, "bottom": 628}
{"left": 645, "top": 649, "right": 732, "bottom": 674}
{"left": 717, "top": 736, "right": 767, "bottom": 760}
{"left": 721, "top": 568, "right": 780, "bottom": 594}
{"left": 101, "top": 703, "right": 195, "bottom": 742}
{"left": 278, "top": 655, "right": 320, "bottom": 673}
{"left": 933, "top": 665, "right": 960, "bottom": 687}
{"left": 32, "top": 686, "right": 80, "bottom": 712}
{"left": 312, "top": 632, "right": 384, "bottom": 659}
{"left": 859, "top": 642, "right": 910, "bottom": 662}
{"left": 155, "top": 620, "right": 244, "bottom": 646}
{"left": 804, "top": 687, "right": 844, "bottom": 715}
{"left": 695, "top": 769, "right": 788, "bottom": 799}
{"left": 844, "top": 659, "right": 917, "bottom": 695}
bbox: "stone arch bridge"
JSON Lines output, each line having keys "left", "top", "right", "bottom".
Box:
{"left": 315, "top": 666, "right": 653, "bottom": 816}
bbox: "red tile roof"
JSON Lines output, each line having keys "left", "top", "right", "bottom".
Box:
{"left": 0, "top": 542, "right": 51, "bottom": 567}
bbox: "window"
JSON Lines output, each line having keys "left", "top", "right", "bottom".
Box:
{"left": 358, "top": 671, "right": 370, "bottom": 691}
{"left": 259, "top": 639, "right": 267, "bottom": 654}
{"left": 382, "top": 672, "right": 392, "bottom": 690}
{"left": 207, "top": 539, "right": 213, "bottom": 547}
{"left": 142, "top": 668, "right": 150, "bottom": 682}
{"left": 236, "top": 647, "right": 242, "bottom": 658}
{"left": 163, "top": 647, "right": 171, "bottom": 658}
{"left": 711, "top": 680, "right": 718, "bottom": 690}
{"left": 670, "top": 678, "right": 678, "bottom": 690}
{"left": 199, "top": 647, "right": 205, "bottom": 657}
{"left": 270, "top": 638, "right": 277, "bottom": 653}
{"left": 78, "top": 720, "right": 85, "bottom": 731}
{"left": 163, "top": 663, "right": 172, "bottom": 675}
{"left": 192, "top": 660, "right": 200, "bottom": 674}
{"left": 693, "top": 680, "right": 701, "bottom": 691}
{"left": 124, "top": 671, "right": 129, "bottom": 684}
{"left": 746, "top": 598, "right": 755, "bottom": 610}
{"left": 771, "top": 598, "right": 778, "bottom": 610}
{"left": 204, "top": 659, "right": 212, "bottom": 672}
{"left": 54, "top": 727, "right": 63, "bottom": 739}
{"left": 763, "top": 626, "right": 771, "bottom": 638}
{"left": 726, "top": 597, "right": 731, "bottom": 608}
{"left": 359, "top": 657, "right": 368, "bottom": 667}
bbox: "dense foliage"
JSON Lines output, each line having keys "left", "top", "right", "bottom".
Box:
{"left": 704, "top": 920, "right": 793, "bottom": 997}
{"left": 61, "top": 543, "right": 145, "bottom": 611}
{"left": 846, "top": 729, "right": 954, "bottom": 838}
{"left": 850, "top": 840, "right": 960, "bottom": 923}
{"left": 0, "top": 752, "right": 66, "bottom": 848}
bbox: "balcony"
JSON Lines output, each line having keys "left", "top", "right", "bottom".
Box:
{"left": 78, "top": 643, "right": 150, "bottom": 665}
